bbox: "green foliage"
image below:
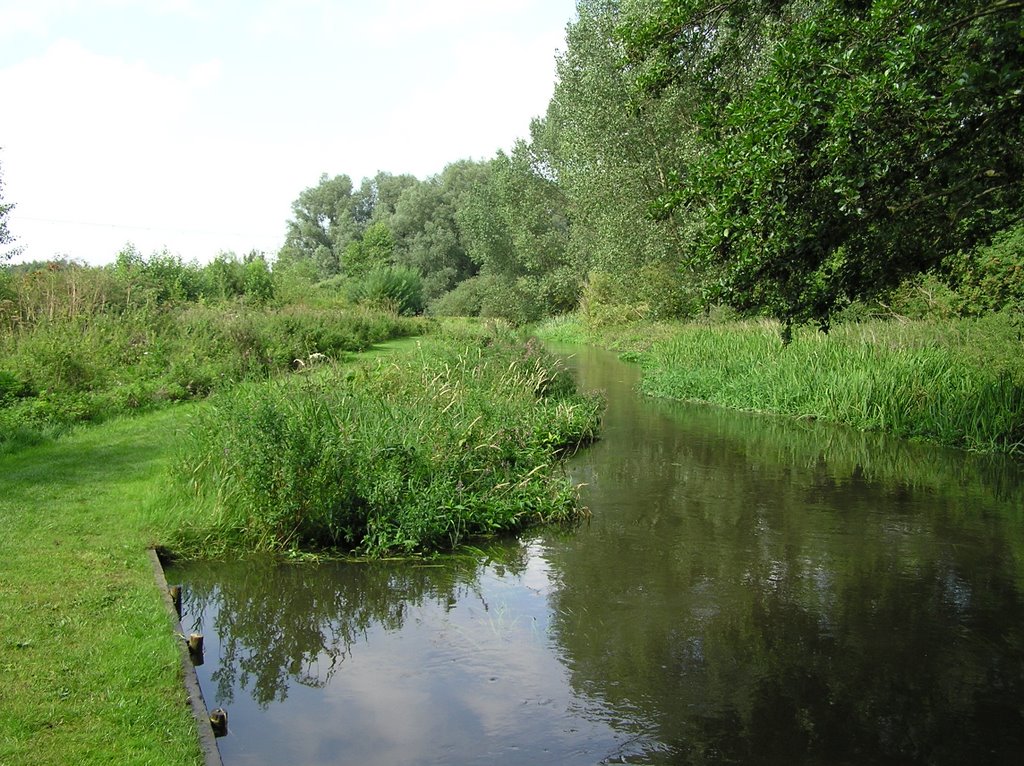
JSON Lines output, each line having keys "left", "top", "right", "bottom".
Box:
{"left": 947, "top": 221, "right": 1024, "bottom": 316}
{"left": 547, "top": 0, "right": 693, "bottom": 291}
{"left": 390, "top": 160, "right": 487, "bottom": 301}
{"left": 0, "top": 263, "right": 423, "bottom": 452}
{"left": 345, "top": 220, "right": 395, "bottom": 277}
{"left": 167, "top": 333, "right": 603, "bottom": 556}
{"left": 347, "top": 266, "right": 425, "bottom": 315}
{"left": 278, "top": 173, "right": 360, "bottom": 277}
{"left": 427, "top": 274, "right": 488, "bottom": 317}
{"left": 618, "top": 0, "right": 1024, "bottom": 325}
{"left": 623, "top": 316, "right": 1024, "bottom": 454}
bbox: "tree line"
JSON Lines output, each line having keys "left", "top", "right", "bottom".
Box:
{"left": 276, "top": 0, "right": 1022, "bottom": 329}
{"left": 3, "top": 1, "right": 1021, "bottom": 329}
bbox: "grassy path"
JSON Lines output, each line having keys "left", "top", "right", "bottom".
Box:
{"left": 0, "top": 406, "right": 203, "bottom": 766}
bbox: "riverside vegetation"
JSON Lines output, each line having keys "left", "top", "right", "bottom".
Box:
{"left": 161, "top": 330, "right": 602, "bottom": 558}
{"left": 1, "top": 1, "right": 1021, "bottom": 760}
{"left": 537, "top": 308, "right": 1024, "bottom": 457}
{"left": 0, "top": 253, "right": 601, "bottom": 766}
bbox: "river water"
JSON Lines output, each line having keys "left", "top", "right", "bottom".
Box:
{"left": 172, "top": 345, "right": 1024, "bottom": 764}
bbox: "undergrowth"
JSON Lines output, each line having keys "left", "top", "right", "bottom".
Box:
{"left": 161, "top": 330, "right": 603, "bottom": 557}
{"left": 0, "top": 302, "right": 423, "bottom": 453}
{"left": 534, "top": 313, "right": 1024, "bottom": 455}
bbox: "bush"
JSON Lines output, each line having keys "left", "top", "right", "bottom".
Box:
{"left": 428, "top": 275, "right": 488, "bottom": 317}
{"left": 347, "top": 266, "right": 424, "bottom": 315}
{"left": 947, "top": 222, "right": 1024, "bottom": 316}
{"left": 166, "top": 332, "right": 603, "bottom": 556}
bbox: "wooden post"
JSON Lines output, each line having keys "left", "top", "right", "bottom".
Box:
{"left": 168, "top": 585, "right": 182, "bottom": 619}
{"left": 188, "top": 633, "right": 205, "bottom": 666}
{"left": 209, "top": 707, "right": 228, "bottom": 737}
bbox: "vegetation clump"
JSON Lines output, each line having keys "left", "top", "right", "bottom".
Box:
{"left": 164, "top": 330, "right": 603, "bottom": 557}
{"left": 537, "top": 312, "right": 1024, "bottom": 456}
{"left": 0, "top": 253, "right": 424, "bottom": 453}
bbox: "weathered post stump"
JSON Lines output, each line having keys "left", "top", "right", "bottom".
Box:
{"left": 210, "top": 707, "right": 228, "bottom": 737}
{"left": 168, "top": 585, "right": 182, "bottom": 619}
{"left": 187, "top": 633, "right": 205, "bottom": 666}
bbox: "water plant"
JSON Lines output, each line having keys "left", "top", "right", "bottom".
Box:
{"left": 164, "top": 331, "right": 603, "bottom": 556}
{"left": 626, "top": 317, "right": 1024, "bottom": 455}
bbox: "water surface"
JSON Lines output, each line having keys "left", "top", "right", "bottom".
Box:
{"left": 173, "top": 346, "right": 1024, "bottom": 764}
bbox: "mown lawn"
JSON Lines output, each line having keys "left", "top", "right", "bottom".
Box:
{"left": 0, "top": 406, "right": 203, "bottom": 766}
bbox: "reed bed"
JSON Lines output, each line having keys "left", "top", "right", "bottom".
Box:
{"left": 627, "top": 317, "right": 1023, "bottom": 454}
{"left": 162, "top": 332, "right": 603, "bottom": 557}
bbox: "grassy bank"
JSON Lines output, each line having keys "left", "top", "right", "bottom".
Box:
{"left": 0, "top": 326, "right": 601, "bottom": 763}
{"left": 0, "top": 407, "right": 203, "bottom": 766}
{"left": 0, "top": 301, "right": 424, "bottom": 454}
{"left": 160, "top": 330, "right": 602, "bottom": 557}
{"left": 535, "top": 313, "right": 1024, "bottom": 455}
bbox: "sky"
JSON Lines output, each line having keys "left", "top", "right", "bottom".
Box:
{"left": 0, "top": 0, "right": 578, "bottom": 266}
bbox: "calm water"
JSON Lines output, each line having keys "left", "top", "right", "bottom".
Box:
{"left": 172, "top": 346, "right": 1024, "bottom": 765}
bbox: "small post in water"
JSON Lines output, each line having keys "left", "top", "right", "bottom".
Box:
{"left": 187, "top": 633, "right": 204, "bottom": 666}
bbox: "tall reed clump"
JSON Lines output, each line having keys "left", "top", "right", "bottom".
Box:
{"left": 629, "top": 316, "right": 1024, "bottom": 455}
{"left": 163, "top": 333, "right": 603, "bottom": 557}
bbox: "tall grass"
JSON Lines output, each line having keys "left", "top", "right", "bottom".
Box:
{"left": 0, "top": 302, "right": 424, "bottom": 452}
{"left": 161, "top": 332, "right": 603, "bottom": 557}
{"left": 628, "top": 316, "right": 1024, "bottom": 454}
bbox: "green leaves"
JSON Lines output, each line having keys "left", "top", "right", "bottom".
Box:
{"left": 613, "top": 0, "right": 1024, "bottom": 325}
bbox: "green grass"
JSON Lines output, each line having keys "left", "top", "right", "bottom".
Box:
{"left": 0, "top": 407, "right": 203, "bottom": 766}
{"left": 534, "top": 313, "right": 1024, "bottom": 455}
{"left": 159, "top": 331, "right": 603, "bottom": 557}
{"left": 0, "top": 327, "right": 603, "bottom": 763}
{"left": 0, "top": 302, "right": 425, "bottom": 453}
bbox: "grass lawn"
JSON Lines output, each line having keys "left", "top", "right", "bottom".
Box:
{"left": 0, "top": 405, "right": 204, "bottom": 766}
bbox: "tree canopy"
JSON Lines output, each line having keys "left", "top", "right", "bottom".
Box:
{"left": 274, "top": 0, "right": 1023, "bottom": 327}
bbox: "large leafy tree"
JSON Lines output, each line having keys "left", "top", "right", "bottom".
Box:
{"left": 547, "top": 0, "right": 695, "bottom": 304}
{"left": 278, "top": 174, "right": 359, "bottom": 277}
{"left": 390, "top": 160, "right": 488, "bottom": 301}
{"left": 620, "top": 0, "right": 1024, "bottom": 328}
{"left": 457, "top": 130, "right": 578, "bottom": 318}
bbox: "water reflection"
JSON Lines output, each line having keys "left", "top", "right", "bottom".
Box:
{"left": 173, "top": 346, "right": 1024, "bottom": 765}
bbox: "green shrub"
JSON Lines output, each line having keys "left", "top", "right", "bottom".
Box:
{"left": 428, "top": 275, "right": 488, "bottom": 317}
{"left": 165, "top": 332, "right": 603, "bottom": 556}
{"left": 947, "top": 222, "right": 1024, "bottom": 316}
{"left": 347, "top": 266, "right": 424, "bottom": 315}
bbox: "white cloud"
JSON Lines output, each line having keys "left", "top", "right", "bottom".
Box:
{"left": 1, "top": 0, "right": 576, "bottom": 265}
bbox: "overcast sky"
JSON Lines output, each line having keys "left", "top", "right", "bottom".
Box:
{"left": 0, "top": 0, "right": 578, "bottom": 266}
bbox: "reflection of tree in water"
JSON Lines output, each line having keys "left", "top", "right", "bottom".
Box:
{"left": 178, "top": 546, "right": 530, "bottom": 708}
{"left": 549, "top": 353, "right": 1024, "bottom": 763}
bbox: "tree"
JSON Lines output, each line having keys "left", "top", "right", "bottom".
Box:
{"left": 390, "top": 160, "right": 488, "bottom": 301}
{"left": 278, "top": 174, "right": 361, "bottom": 278}
{"left": 457, "top": 134, "right": 577, "bottom": 320}
{"left": 545, "top": 0, "right": 698, "bottom": 315}
{"left": 1, "top": 153, "right": 23, "bottom": 262}
{"left": 344, "top": 220, "right": 395, "bottom": 278}
{"left": 618, "top": 0, "right": 1024, "bottom": 328}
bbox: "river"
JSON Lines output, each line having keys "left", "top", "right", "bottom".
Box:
{"left": 171, "top": 345, "right": 1024, "bottom": 764}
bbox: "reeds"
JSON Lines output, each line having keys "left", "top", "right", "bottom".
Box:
{"left": 165, "top": 332, "right": 603, "bottom": 557}
{"left": 631, "top": 317, "right": 1023, "bottom": 454}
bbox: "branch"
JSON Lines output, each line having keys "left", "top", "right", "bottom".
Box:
{"left": 940, "top": 1, "right": 1024, "bottom": 34}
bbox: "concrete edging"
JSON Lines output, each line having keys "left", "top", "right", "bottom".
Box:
{"left": 148, "top": 548, "right": 225, "bottom": 766}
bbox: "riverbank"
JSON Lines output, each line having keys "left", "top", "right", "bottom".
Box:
{"left": 0, "top": 406, "right": 205, "bottom": 766}
{"left": 534, "top": 313, "right": 1024, "bottom": 456}
{"left": 0, "top": 327, "right": 600, "bottom": 764}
